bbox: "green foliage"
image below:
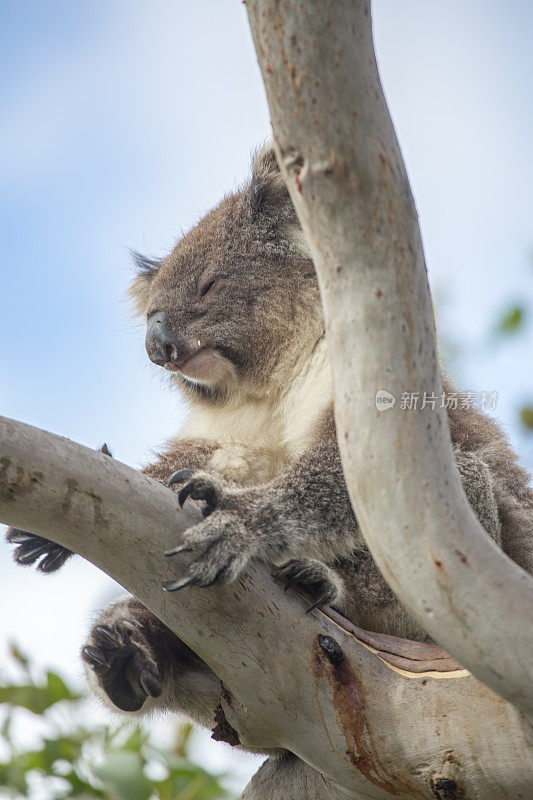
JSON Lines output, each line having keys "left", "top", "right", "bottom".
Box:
{"left": 0, "top": 645, "right": 228, "bottom": 800}
{"left": 494, "top": 304, "right": 526, "bottom": 336}
{"left": 493, "top": 302, "right": 532, "bottom": 436}
{"left": 520, "top": 406, "right": 533, "bottom": 431}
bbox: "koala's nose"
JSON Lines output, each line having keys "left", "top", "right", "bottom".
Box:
{"left": 145, "top": 312, "right": 194, "bottom": 369}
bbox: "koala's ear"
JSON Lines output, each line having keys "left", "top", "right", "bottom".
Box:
{"left": 128, "top": 252, "right": 160, "bottom": 316}
{"left": 250, "top": 143, "right": 291, "bottom": 216}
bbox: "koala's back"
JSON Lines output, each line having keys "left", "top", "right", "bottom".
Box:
{"left": 445, "top": 383, "right": 533, "bottom": 576}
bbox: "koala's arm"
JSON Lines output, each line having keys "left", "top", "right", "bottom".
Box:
{"left": 142, "top": 436, "right": 221, "bottom": 482}
{"left": 163, "top": 411, "right": 504, "bottom": 641}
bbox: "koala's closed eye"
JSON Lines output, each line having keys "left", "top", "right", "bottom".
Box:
{"left": 198, "top": 278, "right": 220, "bottom": 299}
{"left": 198, "top": 278, "right": 217, "bottom": 299}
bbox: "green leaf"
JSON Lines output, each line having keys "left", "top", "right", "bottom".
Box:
{"left": 0, "top": 758, "right": 29, "bottom": 794}
{"left": 495, "top": 304, "right": 526, "bottom": 335}
{"left": 58, "top": 768, "right": 106, "bottom": 797}
{"left": 0, "top": 707, "right": 13, "bottom": 742}
{"left": 0, "top": 683, "right": 52, "bottom": 714}
{"left": 42, "top": 734, "right": 84, "bottom": 767}
{"left": 0, "top": 671, "right": 78, "bottom": 715}
{"left": 93, "top": 751, "right": 152, "bottom": 800}
{"left": 46, "top": 671, "right": 79, "bottom": 703}
{"left": 8, "top": 643, "right": 31, "bottom": 672}
{"left": 520, "top": 405, "right": 533, "bottom": 430}
{"left": 156, "top": 762, "right": 228, "bottom": 800}
{"left": 123, "top": 726, "right": 145, "bottom": 752}
{"left": 174, "top": 722, "right": 194, "bottom": 758}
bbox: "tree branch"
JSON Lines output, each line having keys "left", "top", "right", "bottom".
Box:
{"left": 245, "top": 0, "right": 533, "bottom": 719}
{"left": 1, "top": 416, "right": 532, "bottom": 798}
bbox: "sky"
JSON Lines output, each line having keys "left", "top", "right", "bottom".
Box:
{"left": 1, "top": 0, "right": 532, "bottom": 793}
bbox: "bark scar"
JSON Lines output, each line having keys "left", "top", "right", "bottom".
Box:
{"left": 211, "top": 703, "right": 241, "bottom": 747}
{"left": 0, "top": 457, "right": 43, "bottom": 502}
{"left": 312, "top": 635, "right": 427, "bottom": 798}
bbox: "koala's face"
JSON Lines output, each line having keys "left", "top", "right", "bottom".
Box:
{"left": 131, "top": 147, "right": 321, "bottom": 402}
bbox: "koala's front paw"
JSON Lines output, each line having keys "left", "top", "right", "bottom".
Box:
{"left": 273, "top": 559, "right": 344, "bottom": 612}
{"left": 82, "top": 618, "right": 161, "bottom": 712}
{"left": 164, "top": 512, "right": 255, "bottom": 590}
{"left": 164, "top": 470, "right": 255, "bottom": 590}
{"left": 6, "top": 528, "right": 72, "bottom": 573}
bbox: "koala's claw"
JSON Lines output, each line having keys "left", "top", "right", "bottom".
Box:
{"left": 82, "top": 645, "right": 108, "bottom": 670}
{"left": 166, "top": 468, "right": 195, "bottom": 488}
{"left": 82, "top": 620, "right": 162, "bottom": 712}
{"left": 306, "top": 591, "right": 337, "bottom": 614}
{"left": 178, "top": 478, "right": 218, "bottom": 515}
{"left": 272, "top": 559, "right": 343, "bottom": 612}
{"left": 162, "top": 574, "right": 196, "bottom": 592}
{"left": 166, "top": 470, "right": 220, "bottom": 517}
{"left": 280, "top": 565, "right": 314, "bottom": 591}
{"left": 6, "top": 528, "right": 73, "bottom": 573}
{"left": 164, "top": 542, "right": 193, "bottom": 558}
{"left": 94, "top": 624, "right": 122, "bottom": 648}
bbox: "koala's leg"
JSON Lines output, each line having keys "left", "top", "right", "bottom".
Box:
{"left": 82, "top": 596, "right": 221, "bottom": 727}
{"left": 239, "top": 753, "right": 340, "bottom": 800}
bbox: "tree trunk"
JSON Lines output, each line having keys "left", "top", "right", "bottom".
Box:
{"left": 245, "top": 0, "right": 533, "bottom": 720}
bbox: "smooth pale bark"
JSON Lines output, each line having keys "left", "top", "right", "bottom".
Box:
{"left": 1, "top": 416, "right": 532, "bottom": 799}
{"left": 245, "top": 0, "right": 533, "bottom": 720}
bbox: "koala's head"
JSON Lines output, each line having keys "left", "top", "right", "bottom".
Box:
{"left": 130, "top": 145, "right": 323, "bottom": 403}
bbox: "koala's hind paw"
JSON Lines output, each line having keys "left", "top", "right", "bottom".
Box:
{"left": 82, "top": 619, "right": 161, "bottom": 712}
{"left": 273, "top": 559, "right": 344, "bottom": 612}
{"left": 6, "top": 529, "right": 73, "bottom": 573}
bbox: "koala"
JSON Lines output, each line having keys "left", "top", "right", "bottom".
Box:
{"left": 8, "top": 145, "right": 533, "bottom": 744}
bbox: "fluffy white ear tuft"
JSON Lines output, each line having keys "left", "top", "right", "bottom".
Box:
{"left": 127, "top": 252, "right": 160, "bottom": 317}
{"left": 128, "top": 273, "right": 152, "bottom": 317}
{"left": 250, "top": 142, "right": 311, "bottom": 258}
{"left": 250, "top": 142, "right": 290, "bottom": 213}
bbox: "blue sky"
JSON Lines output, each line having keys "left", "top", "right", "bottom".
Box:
{"left": 1, "top": 0, "right": 532, "bottom": 789}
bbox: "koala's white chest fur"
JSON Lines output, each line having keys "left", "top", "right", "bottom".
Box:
{"left": 179, "top": 338, "right": 333, "bottom": 485}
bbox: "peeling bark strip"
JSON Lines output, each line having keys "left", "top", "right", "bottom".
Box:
{"left": 322, "top": 606, "right": 469, "bottom": 677}
{"left": 245, "top": 0, "right": 533, "bottom": 722}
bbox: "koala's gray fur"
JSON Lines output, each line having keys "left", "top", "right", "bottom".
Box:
{"left": 9, "top": 145, "right": 532, "bottom": 763}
